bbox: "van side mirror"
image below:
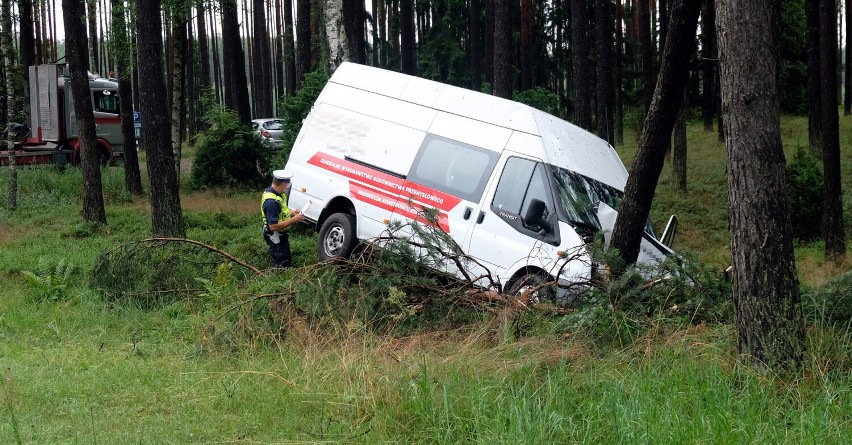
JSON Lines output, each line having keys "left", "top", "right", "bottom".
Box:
{"left": 524, "top": 198, "right": 548, "bottom": 230}
{"left": 660, "top": 214, "right": 678, "bottom": 248}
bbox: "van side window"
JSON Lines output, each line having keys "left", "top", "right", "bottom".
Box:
{"left": 492, "top": 157, "right": 555, "bottom": 234}
{"left": 408, "top": 135, "right": 499, "bottom": 202}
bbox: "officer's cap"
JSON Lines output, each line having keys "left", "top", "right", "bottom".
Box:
{"left": 273, "top": 169, "right": 293, "bottom": 181}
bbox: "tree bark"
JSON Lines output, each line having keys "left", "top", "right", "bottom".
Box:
{"left": 64, "top": 0, "right": 107, "bottom": 224}
{"left": 470, "top": 0, "right": 482, "bottom": 91}
{"left": 1, "top": 0, "right": 16, "bottom": 210}
{"left": 571, "top": 0, "right": 592, "bottom": 129}
{"left": 820, "top": 0, "right": 846, "bottom": 261}
{"left": 171, "top": 12, "right": 186, "bottom": 179}
{"left": 806, "top": 0, "right": 822, "bottom": 154}
{"left": 615, "top": 0, "right": 624, "bottom": 144}
{"left": 596, "top": 0, "right": 614, "bottom": 144}
{"left": 253, "top": 0, "right": 273, "bottom": 116}
{"left": 210, "top": 6, "right": 222, "bottom": 104}
{"left": 296, "top": 0, "right": 311, "bottom": 86}
{"left": 222, "top": 0, "right": 251, "bottom": 124}
{"left": 701, "top": 0, "right": 716, "bottom": 131}
{"left": 609, "top": 0, "right": 700, "bottom": 266}
{"left": 492, "top": 0, "right": 512, "bottom": 98}
{"left": 484, "top": 0, "right": 494, "bottom": 87}
{"left": 19, "top": 0, "right": 34, "bottom": 111}
{"left": 717, "top": 0, "right": 805, "bottom": 371}
{"left": 400, "top": 0, "right": 415, "bottom": 74}
{"left": 520, "top": 0, "right": 533, "bottom": 91}
{"left": 673, "top": 89, "right": 687, "bottom": 191}
{"left": 283, "top": 0, "right": 297, "bottom": 95}
{"left": 197, "top": 0, "right": 211, "bottom": 91}
{"left": 111, "top": 0, "right": 143, "bottom": 196}
{"left": 138, "top": 0, "right": 186, "bottom": 237}
{"left": 87, "top": 0, "right": 100, "bottom": 74}
{"left": 846, "top": 0, "right": 851, "bottom": 115}
{"left": 638, "top": 0, "right": 654, "bottom": 110}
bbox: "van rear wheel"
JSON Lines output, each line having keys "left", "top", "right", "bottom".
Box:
{"left": 318, "top": 213, "right": 357, "bottom": 260}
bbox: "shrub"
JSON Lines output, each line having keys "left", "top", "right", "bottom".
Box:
{"left": 786, "top": 148, "right": 824, "bottom": 242}
{"left": 189, "top": 104, "right": 270, "bottom": 190}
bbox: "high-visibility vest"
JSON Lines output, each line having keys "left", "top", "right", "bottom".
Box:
{"left": 260, "top": 191, "right": 291, "bottom": 228}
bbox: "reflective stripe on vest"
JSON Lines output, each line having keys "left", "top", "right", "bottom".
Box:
{"left": 260, "top": 191, "right": 291, "bottom": 227}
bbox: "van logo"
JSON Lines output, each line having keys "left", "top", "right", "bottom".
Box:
{"left": 499, "top": 212, "right": 518, "bottom": 220}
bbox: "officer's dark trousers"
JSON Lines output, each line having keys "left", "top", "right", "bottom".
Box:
{"left": 263, "top": 230, "right": 292, "bottom": 268}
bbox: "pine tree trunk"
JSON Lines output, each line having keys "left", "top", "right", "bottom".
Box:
{"left": 33, "top": 0, "right": 42, "bottom": 64}
{"left": 87, "top": 0, "right": 100, "bottom": 73}
{"left": 571, "top": 0, "right": 592, "bottom": 129}
{"left": 171, "top": 13, "right": 186, "bottom": 179}
{"left": 492, "top": 0, "right": 512, "bottom": 99}
{"left": 210, "top": 7, "right": 222, "bottom": 104}
{"left": 615, "top": 0, "right": 624, "bottom": 144}
{"left": 137, "top": 0, "right": 186, "bottom": 237}
{"left": 820, "top": 0, "right": 846, "bottom": 261}
{"left": 717, "top": 0, "right": 805, "bottom": 371}
{"left": 520, "top": 0, "right": 533, "bottom": 91}
{"left": 484, "top": 0, "right": 494, "bottom": 86}
{"left": 284, "top": 0, "right": 297, "bottom": 95}
{"left": 596, "top": 0, "right": 614, "bottom": 144}
{"left": 253, "top": 0, "right": 273, "bottom": 117}
{"left": 222, "top": 0, "right": 251, "bottom": 123}
{"left": 845, "top": 0, "right": 851, "bottom": 115}
{"left": 806, "top": 0, "right": 822, "bottom": 154}
{"left": 111, "top": 0, "right": 143, "bottom": 196}
{"left": 400, "top": 0, "right": 415, "bottom": 74}
{"left": 470, "top": 0, "right": 482, "bottom": 91}
{"left": 701, "top": 0, "right": 716, "bottom": 131}
{"left": 1, "top": 0, "right": 17, "bottom": 211}
{"left": 379, "top": 0, "right": 387, "bottom": 67}
{"left": 673, "top": 89, "right": 687, "bottom": 191}
{"left": 187, "top": 17, "right": 196, "bottom": 136}
{"left": 64, "top": 0, "right": 107, "bottom": 224}
{"left": 197, "top": 0, "right": 211, "bottom": 90}
{"left": 609, "top": 0, "right": 700, "bottom": 266}
{"left": 19, "top": 0, "right": 34, "bottom": 112}
{"left": 638, "top": 0, "right": 654, "bottom": 110}
{"left": 296, "top": 0, "right": 311, "bottom": 86}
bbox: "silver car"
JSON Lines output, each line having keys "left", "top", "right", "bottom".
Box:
{"left": 251, "top": 118, "right": 285, "bottom": 149}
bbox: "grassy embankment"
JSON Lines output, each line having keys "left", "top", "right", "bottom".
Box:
{"left": 0, "top": 115, "right": 850, "bottom": 443}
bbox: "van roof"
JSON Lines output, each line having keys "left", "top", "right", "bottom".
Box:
{"left": 329, "top": 62, "right": 628, "bottom": 189}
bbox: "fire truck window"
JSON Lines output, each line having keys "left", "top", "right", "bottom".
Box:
{"left": 93, "top": 91, "right": 120, "bottom": 114}
{"left": 408, "top": 135, "right": 499, "bottom": 202}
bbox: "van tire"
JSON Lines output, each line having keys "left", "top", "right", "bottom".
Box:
{"left": 506, "top": 272, "right": 555, "bottom": 303}
{"left": 318, "top": 213, "right": 357, "bottom": 260}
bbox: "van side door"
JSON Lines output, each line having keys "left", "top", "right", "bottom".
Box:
{"left": 464, "top": 154, "right": 561, "bottom": 285}
{"left": 392, "top": 134, "right": 500, "bottom": 275}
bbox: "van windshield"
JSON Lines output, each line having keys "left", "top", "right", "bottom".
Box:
{"left": 550, "top": 166, "right": 656, "bottom": 238}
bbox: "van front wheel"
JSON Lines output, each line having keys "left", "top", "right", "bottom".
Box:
{"left": 318, "top": 213, "right": 357, "bottom": 260}
{"left": 506, "top": 272, "right": 556, "bottom": 303}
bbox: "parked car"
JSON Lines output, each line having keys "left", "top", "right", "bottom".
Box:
{"left": 251, "top": 118, "right": 285, "bottom": 149}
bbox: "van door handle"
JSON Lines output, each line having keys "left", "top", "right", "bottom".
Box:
{"left": 463, "top": 207, "right": 472, "bottom": 220}
{"left": 477, "top": 211, "right": 485, "bottom": 224}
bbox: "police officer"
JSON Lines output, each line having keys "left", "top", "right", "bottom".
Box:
{"left": 261, "top": 170, "right": 304, "bottom": 267}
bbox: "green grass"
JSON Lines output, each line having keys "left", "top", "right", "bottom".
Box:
{"left": 0, "top": 115, "right": 850, "bottom": 443}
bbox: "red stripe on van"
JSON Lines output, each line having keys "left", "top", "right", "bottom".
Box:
{"left": 349, "top": 182, "right": 450, "bottom": 232}
{"left": 307, "top": 152, "right": 462, "bottom": 211}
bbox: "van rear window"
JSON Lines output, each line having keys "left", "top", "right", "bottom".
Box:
{"left": 407, "top": 135, "right": 498, "bottom": 202}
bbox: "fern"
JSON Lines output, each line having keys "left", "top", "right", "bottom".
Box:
{"left": 21, "top": 258, "right": 75, "bottom": 301}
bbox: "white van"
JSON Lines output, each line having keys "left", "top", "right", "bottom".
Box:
{"left": 283, "top": 62, "right": 675, "bottom": 300}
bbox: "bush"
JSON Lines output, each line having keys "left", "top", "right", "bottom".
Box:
{"left": 786, "top": 148, "right": 824, "bottom": 242}
{"left": 189, "top": 104, "right": 270, "bottom": 190}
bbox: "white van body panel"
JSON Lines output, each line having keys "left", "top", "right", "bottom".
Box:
{"left": 285, "top": 62, "right": 671, "bottom": 294}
